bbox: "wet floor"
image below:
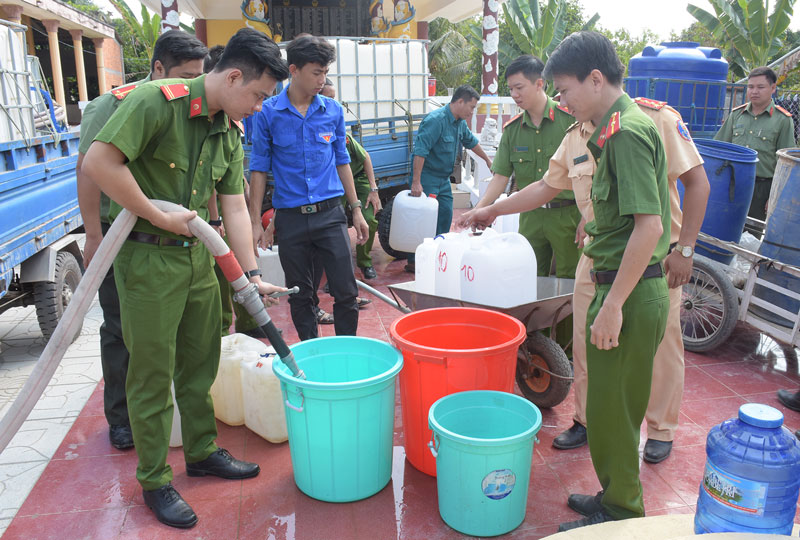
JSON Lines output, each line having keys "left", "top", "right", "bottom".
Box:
{"left": 1, "top": 226, "right": 799, "bottom": 539}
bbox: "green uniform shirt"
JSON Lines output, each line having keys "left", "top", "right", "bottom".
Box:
{"left": 413, "top": 103, "right": 479, "bottom": 178}
{"left": 94, "top": 75, "right": 244, "bottom": 239}
{"left": 714, "top": 99, "right": 796, "bottom": 178}
{"left": 79, "top": 75, "right": 151, "bottom": 223}
{"left": 584, "top": 94, "right": 671, "bottom": 272}
{"left": 346, "top": 133, "right": 368, "bottom": 185}
{"left": 492, "top": 95, "right": 574, "bottom": 201}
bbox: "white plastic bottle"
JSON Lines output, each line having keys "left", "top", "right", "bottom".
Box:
{"left": 210, "top": 334, "right": 257, "bottom": 426}
{"left": 414, "top": 236, "right": 444, "bottom": 294}
{"left": 434, "top": 229, "right": 497, "bottom": 300}
{"left": 241, "top": 350, "right": 288, "bottom": 443}
{"left": 460, "top": 232, "right": 537, "bottom": 307}
{"left": 389, "top": 190, "right": 439, "bottom": 252}
{"left": 491, "top": 194, "right": 520, "bottom": 234}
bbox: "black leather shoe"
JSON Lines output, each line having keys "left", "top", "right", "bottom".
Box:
{"left": 186, "top": 448, "right": 260, "bottom": 479}
{"left": 643, "top": 439, "right": 673, "bottom": 463}
{"left": 777, "top": 389, "right": 800, "bottom": 412}
{"left": 142, "top": 484, "right": 197, "bottom": 529}
{"left": 567, "top": 491, "right": 604, "bottom": 517}
{"left": 553, "top": 421, "right": 587, "bottom": 450}
{"left": 403, "top": 262, "right": 415, "bottom": 273}
{"left": 558, "top": 509, "right": 616, "bottom": 532}
{"left": 109, "top": 424, "right": 134, "bottom": 450}
{"left": 359, "top": 265, "right": 377, "bottom": 280}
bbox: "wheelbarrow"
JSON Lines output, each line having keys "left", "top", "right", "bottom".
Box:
{"left": 357, "top": 277, "right": 575, "bottom": 408}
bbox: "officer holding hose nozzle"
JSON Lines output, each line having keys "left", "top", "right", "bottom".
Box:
{"left": 82, "top": 29, "right": 290, "bottom": 530}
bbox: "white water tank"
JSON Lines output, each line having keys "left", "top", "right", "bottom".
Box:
{"left": 211, "top": 333, "right": 272, "bottom": 426}
{"left": 241, "top": 350, "right": 287, "bottom": 443}
{"left": 491, "top": 194, "right": 520, "bottom": 234}
{"left": 460, "top": 232, "right": 537, "bottom": 308}
{"left": 414, "top": 235, "right": 444, "bottom": 294}
{"left": 434, "top": 229, "right": 497, "bottom": 300}
{"left": 389, "top": 190, "right": 438, "bottom": 252}
{"left": 0, "top": 21, "right": 34, "bottom": 143}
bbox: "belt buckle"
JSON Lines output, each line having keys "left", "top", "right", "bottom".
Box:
{"left": 300, "top": 204, "right": 317, "bottom": 215}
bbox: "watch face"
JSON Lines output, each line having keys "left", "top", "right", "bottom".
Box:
{"left": 681, "top": 246, "right": 692, "bottom": 257}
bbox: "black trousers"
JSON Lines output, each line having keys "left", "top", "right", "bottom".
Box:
{"left": 98, "top": 223, "right": 130, "bottom": 427}
{"left": 275, "top": 205, "right": 358, "bottom": 340}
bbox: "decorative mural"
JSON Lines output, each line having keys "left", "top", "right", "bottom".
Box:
{"left": 241, "top": 0, "right": 281, "bottom": 41}
{"left": 482, "top": 0, "right": 499, "bottom": 95}
{"left": 371, "top": 0, "right": 416, "bottom": 39}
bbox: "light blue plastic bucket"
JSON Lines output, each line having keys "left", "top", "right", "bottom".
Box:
{"left": 428, "top": 390, "right": 542, "bottom": 536}
{"left": 272, "top": 336, "right": 403, "bottom": 502}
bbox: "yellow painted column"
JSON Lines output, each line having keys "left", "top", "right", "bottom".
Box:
{"left": 41, "top": 19, "right": 66, "bottom": 107}
{"left": 92, "top": 38, "right": 107, "bottom": 94}
{"left": 69, "top": 29, "right": 88, "bottom": 102}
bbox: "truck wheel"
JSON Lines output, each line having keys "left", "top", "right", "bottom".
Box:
{"left": 33, "top": 251, "right": 83, "bottom": 341}
{"left": 515, "top": 331, "right": 572, "bottom": 409}
{"left": 681, "top": 255, "right": 738, "bottom": 352}
{"left": 376, "top": 198, "right": 411, "bottom": 260}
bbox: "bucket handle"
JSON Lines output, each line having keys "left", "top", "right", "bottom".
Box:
{"left": 714, "top": 159, "right": 736, "bottom": 202}
{"left": 428, "top": 432, "right": 440, "bottom": 458}
{"left": 285, "top": 388, "right": 305, "bottom": 413}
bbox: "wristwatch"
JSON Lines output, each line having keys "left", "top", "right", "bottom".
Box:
{"left": 243, "top": 268, "right": 262, "bottom": 279}
{"left": 674, "top": 243, "right": 694, "bottom": 258}
{"left": 369, "top": 187, "right": 379, "bottom": 193}
{"left": 208, "top": 219, "right": 222, "bottom": 226}
{"left": 347, "top": 200, "right": 363, "bottom": 211}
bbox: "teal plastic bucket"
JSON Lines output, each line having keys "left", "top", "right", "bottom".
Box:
{"left": 428, "top": 390, "right": 542, "bottom": 536}
{"left": 272, "top": 336, "right": 403, "bottom": 502}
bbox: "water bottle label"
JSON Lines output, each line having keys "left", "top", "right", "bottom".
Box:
{"left": 481, "top": 469, "right": 516, "bottom": 500}
{"left": 702, "top": 459, "right": 768, "bottom": 516}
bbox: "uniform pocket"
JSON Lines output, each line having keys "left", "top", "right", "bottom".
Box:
{"left": 273, "top": 129, "right": 297, "bottom": 148}
{"left": 152, "top": 144, "right": 189, "bottom": 172}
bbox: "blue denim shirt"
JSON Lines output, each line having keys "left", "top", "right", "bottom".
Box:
{"left": 412, "top": 104, "right": 479, "bottom": 179}
{"left": 250, "top": 86, "right": 351, "bottom": 209}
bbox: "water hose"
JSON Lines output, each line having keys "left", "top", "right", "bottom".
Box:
{"left": 0, "top": 200, "right": 301, "bottom": 454}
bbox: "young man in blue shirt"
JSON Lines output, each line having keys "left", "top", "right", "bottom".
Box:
{"left": 249, "top": 35, "right": 368, "bottom": 340}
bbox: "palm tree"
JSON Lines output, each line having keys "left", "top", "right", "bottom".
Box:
{"left": 428, "top": 18, "right": 476, "bottom": 94}
{"left": 687, "top": 0, "right": 796, "bottom": 79}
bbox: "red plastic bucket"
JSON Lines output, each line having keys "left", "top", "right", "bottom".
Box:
{"left": 428, "top": 77, "right": 436, "bottom": 96}
{"left": 389, "top": 307, "right": 526, "bottom": 476}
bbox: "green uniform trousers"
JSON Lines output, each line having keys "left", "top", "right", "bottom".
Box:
{"left": 114, "top": 241, "right": 220, "bottom": 490}
{"left": 98, "top": 263, "right": 130, "bottom": 426}
{"left": 354, "top": 175, "right": 378, "bottom": 269}
{"left": 407, "top": 174, "right": 453, "bottom": 263}
{"left": 215, "top": 235, "right": 258, "bottom": 336}
{"left": 586, "top": 276, "right": 669, "bottom": 520}
{"left": 519, "top": 204, "right": 582, "bottom": 277}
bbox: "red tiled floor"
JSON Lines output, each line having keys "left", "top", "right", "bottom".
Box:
{"left": 7, "top": 223, "right": 800, "bottom": 539}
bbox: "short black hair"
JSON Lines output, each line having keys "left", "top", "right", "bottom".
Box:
{"left": 204, "top": 45, "right": 225, "bottom": 74}
{"left": 543, "top": 31, "right": 624, "bottom": 86}
{"left": 151, "top": 30, "right": 208, "bottom": 73}
{"left": 214, "top": 28, "right": 290, "bottom": 82}
{"left": 749, "top": 66, "right": 777, "bottom": 85}
{"left": 505, "top": 55, "right": 544, "bottom": 84}
{"left": 286, "top": 35, "right": 335, "bottom": 69}
{"left": 451, "top": 85, "right": 480, "bottom": 103}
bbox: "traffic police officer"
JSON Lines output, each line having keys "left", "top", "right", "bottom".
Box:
{"left": 405, "top": 84, "right": 492, "bottom": 272}
{"left": 82, "top": 29, "right": 289, "bottom": 528}
{"left": 715, "top": 66, "right": 795, "bottom": 229}
{"left": 76, "top": 30, "right": 208, "bottom": 450}
{"left": 470, "top": 54, "right": 579, "bottom": 277}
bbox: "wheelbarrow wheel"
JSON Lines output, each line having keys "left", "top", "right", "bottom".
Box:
{"left": 681, "top": 255, "right": 738, "bottom": 352}
{"left": 376, "top": 198, "right": 412, "bottom": 260}
{"left": 516, "top": 331, "right": 572, "bottom": 409}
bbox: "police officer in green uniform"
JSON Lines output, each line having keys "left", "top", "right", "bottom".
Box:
{"left": 405, "top": 85, "right": 492, "bottom": 272}
{"left": 76, "top": 31, "right": 208, "bottom": 450}
{"left": 715, "top": 66, "right": 795, "bottom": 229}
{"left": 544, "top": 32, "right": 670, "bottom": 531}
{"left": 82, "top": 29, "right": 289, "bottom": 529}
{"left": 470, "top": 55, "right": 580, "bottom": 277}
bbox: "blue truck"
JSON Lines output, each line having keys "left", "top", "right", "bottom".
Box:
{"left": 0, "top": 19, "right": 84, "bottom": 339}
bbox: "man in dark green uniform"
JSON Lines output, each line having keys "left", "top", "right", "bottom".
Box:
{"left": 76, "top": 30, "right": 207, "bottom": 450}
{"left": 468, "top": 54, "right": 580, "bottom": 277}
{"left": 544, "top": 32, "right": 670, "bottom": 531}
{"left": 715, "top": 66, "right": 795, "bottom": 229}
{"left": 82, "top": 29, "right": 289, "bottom": 529}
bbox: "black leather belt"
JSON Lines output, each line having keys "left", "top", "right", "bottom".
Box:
{"left": 282, "top": 197, "right": 340, "bottom": 215}
{"left": 590, "top": 262, "right": 664, "bottom": 285}
{"left": 544, "top": 199, "right": 577, "bottom": 209}
{"left": 128, "top": 231, "right": 197, "bottom": 248}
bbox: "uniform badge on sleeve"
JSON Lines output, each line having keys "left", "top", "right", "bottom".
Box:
{"left": 677, "top": 120, "right": 692, "bottom": 141}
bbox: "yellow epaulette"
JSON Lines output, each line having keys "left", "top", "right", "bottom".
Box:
{"left": 504, "top": 113, "right": 522, "bottom": 129}
{"left": 732, "top": 102, "right": 748, "bottom": 111}
{"left": 776, "top": 105, "right": 792, "bottom": 117}
{"left": 556, "top": 104, "right": 572, "bottom": 115}
{"left": 110, "top": 82, "right": 138, "bottom": 100}
{"left": 634, "top": 97, "right": 666, "bottom": 110}
{"left": 160, "top": 82, "right": 190, "bottom": 101}
{"left": 565, "top": 121, "right": 580, "bottom": 133}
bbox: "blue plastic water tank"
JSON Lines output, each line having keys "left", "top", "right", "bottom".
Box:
{"left": 627, "top": 42, "right": 729, "bottom": 134}
{"left": 694, "top": 403, "right": 800, "bottom": 534}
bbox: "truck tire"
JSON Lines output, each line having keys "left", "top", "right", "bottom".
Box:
{"left": 515, "top": 331, "right": 572, "bottom": 409}
{"left": 680, "top": 255, "right": 738, "bottom": 352}
{"left": 376, "top": 198, "right": 411, "bottom": 260}
{"left": 33, "top": 251, "right": 83, "bottom": 341}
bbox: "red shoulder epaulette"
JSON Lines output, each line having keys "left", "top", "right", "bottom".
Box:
{"left": 732, "top": 102, "right": 748, "bottom": 111}
{"left": 110, "top": 82, "right": 138, "bottom": 100}
{"left": 160, "top": 83, "right": 190, "bottom": 101}
{"left": 557, "top": 104, "right": 572, "bottom": 115}
{"left": 776, "top": 105, "right": 792, "bottom": 117}
{"left": 606, "top": 111, "right": 622, "bottom": 139}
{"left": 634, "top": 97, "right": 666, "bottom": 110}
{"left": 504, "top": 113, "right": 522, "bottom": 129}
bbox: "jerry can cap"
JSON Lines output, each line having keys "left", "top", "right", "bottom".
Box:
{"left": 738, "top": 403, "right": 783, "bottom": 428}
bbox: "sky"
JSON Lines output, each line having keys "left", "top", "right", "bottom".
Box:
{"left": 92, "top": 0, "right": 798, "bottom": 42}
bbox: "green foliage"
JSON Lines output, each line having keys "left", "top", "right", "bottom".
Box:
{"left": 597, "top": 27, "right": 661, "bottom": 76}
{"left": 687, "top": 0, "right": 796, "bottom": 79}
{"left": 427, "top": 17, "right": 476, "bottom": 94}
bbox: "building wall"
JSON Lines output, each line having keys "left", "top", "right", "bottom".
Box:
{"left": 206, "top": 19, "right": 248, "bottom": 47}
{"left": 102, "top": 38, "right": 124, "bottom": 89}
